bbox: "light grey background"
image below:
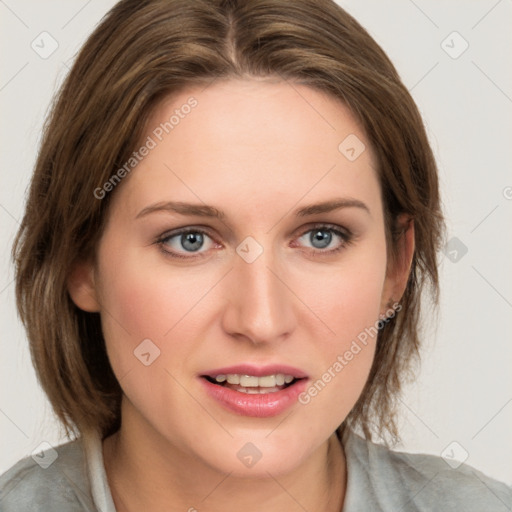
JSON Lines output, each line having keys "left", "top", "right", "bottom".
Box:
{"left": 1, "top": 0, "right": 511, "bottom": 485}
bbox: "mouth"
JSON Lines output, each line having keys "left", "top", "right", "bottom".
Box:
{"left": 202, "top": 373, "right": 304, "bottom": 394}
{"left": 199, "top": 366, "right": 309, "bottom": 417}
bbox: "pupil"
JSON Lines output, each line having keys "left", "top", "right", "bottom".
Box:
{"left": 311, "top": 230, "right": 331, "bottom": 249}
{"left": 181, "top": 232, "right": 203, "bottom": 251}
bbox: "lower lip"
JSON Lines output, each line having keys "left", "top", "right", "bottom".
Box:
{"left": 200, "top": 377, "right": 309, "bottom": 418}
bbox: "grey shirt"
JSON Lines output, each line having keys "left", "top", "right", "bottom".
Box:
{"left": 1, "top": 430, "right": 511, "bottom": 511}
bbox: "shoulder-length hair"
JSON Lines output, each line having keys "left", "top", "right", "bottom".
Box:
{"left": 13, "top": 0, "right": 445, "bottom": 443}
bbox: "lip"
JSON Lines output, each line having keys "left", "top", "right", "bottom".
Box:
{"left": 200, "top": 376, "right": 309, "bottom": 418}
{"left": 200, "top": 364, "right": 309, "bottom": 379}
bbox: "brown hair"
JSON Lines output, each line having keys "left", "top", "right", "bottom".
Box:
{"left": 13, "top": 0, "right": 445, "bottom": 443}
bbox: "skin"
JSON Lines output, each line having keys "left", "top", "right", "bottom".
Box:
{"left": 69, "top": 79, "right": 414, "bottom": 512}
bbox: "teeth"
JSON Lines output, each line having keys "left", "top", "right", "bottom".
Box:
{"left": 240, "top": 375, "right": 259, "bottom": 386}
{"left": 258, "top": 375, "right": 277, "bottom": 387}
{"left": 213, "top": 373, "right": 296, "bottom": 388}
{"left": 227, "top": 374, "right": 240, "bottom": 385}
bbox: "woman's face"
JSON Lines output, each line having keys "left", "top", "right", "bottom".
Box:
{"left": 79, "top": 79, "right": 406, "bottom": 476}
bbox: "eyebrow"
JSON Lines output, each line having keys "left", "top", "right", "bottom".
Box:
{"left": 135, "top": 198, "right": 370, "bottom": 220}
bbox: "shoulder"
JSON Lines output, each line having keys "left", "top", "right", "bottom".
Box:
{"left": 342, "top": 429, "right": 512, "bottom": 512}
{"left": 0, "top": 438, "right": 97, "bottom": 512}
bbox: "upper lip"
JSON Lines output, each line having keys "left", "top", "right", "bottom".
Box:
{"left": 201, "top": 364, "right": 308, "bottom": 379}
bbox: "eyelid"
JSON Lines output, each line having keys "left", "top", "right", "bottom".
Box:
{"left": 157, "top": 225, "right": 217, "bottom": 242}
{"left": 294, "top": 222, "right": 352, "bottom": 238}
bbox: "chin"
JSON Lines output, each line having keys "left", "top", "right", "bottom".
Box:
{"left": 194, "top": 430, "right": 321, "bottom": 479}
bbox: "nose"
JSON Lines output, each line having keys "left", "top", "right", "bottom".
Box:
{"left": 221, "top": 246, "right": 297, "bottom": 345}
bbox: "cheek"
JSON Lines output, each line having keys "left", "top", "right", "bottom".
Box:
{"left": 296, "top": 237, "right": 388, "bottom": 343}
{"left": 93, "top": 248, "right": 216, "bottom": 436}
{"left": 93, "top": 242, "right": 210, "bottom": 377}
{"left": 100, "top": 219, "right": 224, "bottom": 322}
{"left": 292, "top": 242, "right": 387, "bottom": 421}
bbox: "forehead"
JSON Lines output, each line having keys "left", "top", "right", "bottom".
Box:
{"left": 111, "top": 79, "right": 381, "bottom": 223}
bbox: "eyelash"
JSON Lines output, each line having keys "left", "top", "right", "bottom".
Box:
{"left": 155, "top": 223, "right": 354, "bottom": 260}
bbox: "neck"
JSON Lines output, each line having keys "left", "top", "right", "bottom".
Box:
{"left": 103, "top": 404, "right": 347, "bottom": 512}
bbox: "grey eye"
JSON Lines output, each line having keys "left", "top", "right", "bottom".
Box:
{"left": 162, "top": 230, "right": 214, "bottom": 255}
{"left": 180, "top": 232, "right": 204, "bottom": 252}
{"left": 309, "top": 229, "right": 332, "bottom": 249}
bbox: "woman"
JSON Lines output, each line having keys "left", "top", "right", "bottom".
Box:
{"left": 1, "top": 0, "right": 510, "bottom": 510}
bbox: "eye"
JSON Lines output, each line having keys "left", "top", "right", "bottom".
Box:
{"left": 156, "top": 224, "right": 353, "bottom": 260}
{"left": 158, "top": 228, "right": 218, "bottom": 258}
{"left": 295, "top": 224, "right": 352, "bottom": 254}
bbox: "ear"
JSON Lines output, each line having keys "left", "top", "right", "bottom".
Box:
{"left": 380, "top": 214, "right": 415, "bottom": 316}
{"left": 67, "top": 260, "right": 100, "bottom": 312}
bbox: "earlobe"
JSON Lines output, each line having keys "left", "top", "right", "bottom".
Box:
{"left": 380, "top": 215, "right": 415, "bottom": 315}
{"left": 67, "top": 260, "right": 100, "bottom": 312}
